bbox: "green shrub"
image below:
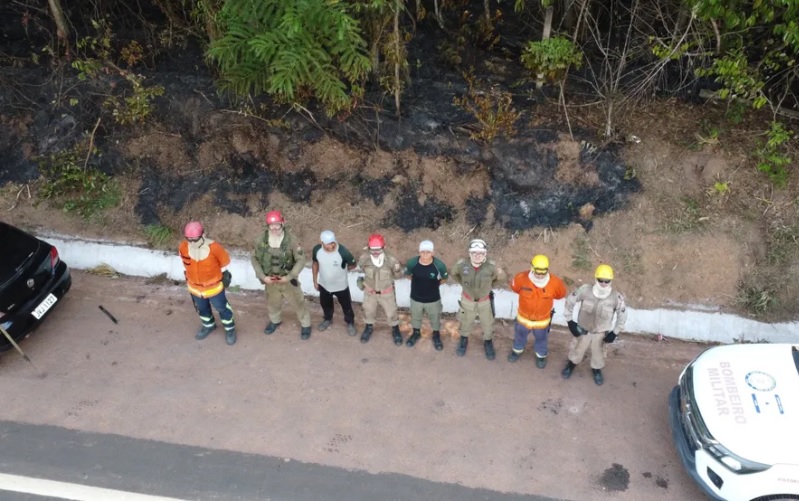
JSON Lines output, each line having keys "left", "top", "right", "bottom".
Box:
{"left": 39, "top": 144, "right": 120, "bottom": 219}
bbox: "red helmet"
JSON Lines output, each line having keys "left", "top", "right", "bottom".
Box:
{"left": 367, "top": 234, "right": 385, "bottom": 249}
{"left": 184, "top": 221, "right": 204, "bottom": 239}
{"left": 265, "top": 210, "right": 284, "bottom": 225}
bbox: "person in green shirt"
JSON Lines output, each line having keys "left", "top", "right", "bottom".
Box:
{"left": 450, "top": 239, "right": 507, "bottom": 360}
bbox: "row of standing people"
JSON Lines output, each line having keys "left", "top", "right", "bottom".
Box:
{"left": 179, "top": 211, "right": 628, "bottom": 385}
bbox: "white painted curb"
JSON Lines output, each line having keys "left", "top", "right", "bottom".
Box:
{"left": 42, "top": 234, "right": 799, "bottom": 345}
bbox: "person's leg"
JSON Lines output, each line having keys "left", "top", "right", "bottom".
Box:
{"left": 476, "top": 300, "right": 494, "bottom": 340}
{"left": 589, "top": 333, "right": 606, "bottom": 369}
{"left": 287, "top": 282, "right": 311, "bottom": 328}
{"left": 409, "top": 299, "right": 423, "bottom": 329}
{"left": 508, "top": 322, "right": 530, "bottom": 362}
{"left": 456, "top": 299, "right": 477, "bottom": 356}
{"left": 532, "top": 326, "right": 551, "bottom": 368}
{"left": 568, "top": 334, "right": 592, "bottom": 365}
{"left": 193, "top": 295, "right": 216, "bottom": 340}
{"left": 406, "top": 299, "right": 423, "bottom": 347}
{"left": 209, "top": 290, "right": 235, "bottom": 331}
{"left": 266, "top": 285, "right": 282, "bottom": 324}
{"left": 380, "top": 293, "right": 399, "bottom": 326}
{"left": 363, "top": 294, "right": 377, "bottom": 325}
{"left": 426, "top": 300, "right": 443, "bottom": 351}
{"left": 426, "top": 300, "right": 442, "bottom": 331}
{"left": 381, "top": 293, "right": 402, "bottom": 345}
{"left": 209, "top": 290, "right": 236, "bottom": 345}
{"left": 336, "top": 288, "right": 355, "bottom": 325}
{"left": 319, "top": 285, "right": 334, "bottom": 322}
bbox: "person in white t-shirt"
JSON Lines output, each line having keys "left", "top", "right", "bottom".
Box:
{"left": 312, "top": 230, "right": 357, "bottom": 335}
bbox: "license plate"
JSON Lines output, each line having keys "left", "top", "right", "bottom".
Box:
{"left": 31, "top": 293, "right": 58, "bottom": 320}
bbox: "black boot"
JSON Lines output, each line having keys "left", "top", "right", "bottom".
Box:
{"left": 484, "top": 340, "right": 495, "bottom": 360}
{"left": 196, "top": 324, "right": 217, "bottom": 340}
{"left": 264, "top": 322, "right": 281, "bottom": 335}
{"left": 360, "top": 324, "right": 373, "bottom": 344}
{"left": 562, "top": 360, "right": 576, "bottom": 379}
{"left": 225, "top": 328, "right": 237, "bottom": 345}
{"left": 507, "top": 350, "right": 521, "bottom": 363}
{"left": 391, "top": 325, "right": 403, "bottom": 346}
{"left": 300, "top": 326, "right": 311, "bottom": 340}
{"left": 456, "top": 336, "right": 468, "bottom": 357}
{"left": 406, "top": 329, "right": 421, "bottom": 347}
{"left": 535, "top": 355, "right": 547, "bottom": 369}
{"left": 432, "top": 331, "right": 443, "bottom": 351}
{"left": 593, "top": 368, "right": 604, "bottom": 386}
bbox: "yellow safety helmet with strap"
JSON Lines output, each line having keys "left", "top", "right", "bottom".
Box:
{"left": 530, "top": 254, "right": 549, "bottom": 272}
{"left": 595, "top": 264, "right": 614, "bottom": 280}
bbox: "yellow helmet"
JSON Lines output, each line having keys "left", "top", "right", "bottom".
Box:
{"left": 595, "top": 264, "right": 614, "bottom": 281}
{"left": 531, "top": 254, "right": 549, "bottom": 271}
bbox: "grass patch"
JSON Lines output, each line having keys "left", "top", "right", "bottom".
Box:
{"left": 736, "top": 281, "right": 779, "bottom": 317}
{"left": 766, "top": 223, "right": 799, "bottom": 265}
{"left": 571, "top": 236, "right": 592, "bottom": 271}
{"left": 662, "top": 196, "right": 705, "bottom": 234}
{"left": 85, "top": 263, "right": 120, "bottom": 278}
{"left": 144, "top": 224, "right": 174, "bottom": 248}
{"left": 618, "top": 247, "right": 644, "bottom": 276}
{"left": 38, "top": 143, "right": 120, "bottom": 219}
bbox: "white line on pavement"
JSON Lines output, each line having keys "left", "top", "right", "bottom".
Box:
{"left": 0, "top": 472, "right": 189, "bottom": 501}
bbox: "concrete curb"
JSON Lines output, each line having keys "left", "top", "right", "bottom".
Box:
{"left": 42, "top": 234, "right": 799, "bottom": 345}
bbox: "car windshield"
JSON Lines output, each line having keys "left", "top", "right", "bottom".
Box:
{"left": 0, "top": 223, "right": 39, "bottom": 284}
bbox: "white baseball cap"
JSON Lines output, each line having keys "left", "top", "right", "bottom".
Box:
{"left": 419, "top": 240, "right": 434, "bottom": 252}
{"left": 320, "top": 230, "right": 336, "bottom": 245}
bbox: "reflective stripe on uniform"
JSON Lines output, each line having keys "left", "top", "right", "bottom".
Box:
{"left": 188, "top": 282, "right": 223, "bottom": 298}
{"left": 516, "top": 314, "right": 551, "bottom": 329}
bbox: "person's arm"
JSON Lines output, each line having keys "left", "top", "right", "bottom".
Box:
{"left": 250, "top": 240, "right": 268, "bottom": 283}
{"left": 493, "top": 262, "right": 507, "bottom": 286}
{"left": 339, "top": 244, "right": 357, "bottom": 270}
{"left": 612, "top": 293, "right": 628, "bottom": 333}
{"left": 403, "top": 256, "right": 417, "bottom": 276}
{"left": 311, "top": 245, "right": 321, "bottom": 290}
{"left": 212, "top": 242, "right": 232, "bottom": 269}
{"left": 391, "top": 255, "right": 404, "bottom": 279}
{"left": 435, "top": 258, "right": 448, "bottom": 285}
{"left": 510, "top": 272, "right": 522, "bottom": 294}
{"left": 563, "top": 287, "right": 580, "bottom": 320}
{"left": 554, "top": 276, "right": 568, "bottom": 299}
{"left": 289, "top": 244, "right": 306, "bottom": 280}
{"left": 450, "top": 259, "right": 463, "bottom": 285}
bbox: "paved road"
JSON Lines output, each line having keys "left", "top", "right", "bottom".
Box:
{"left": 0, "top": 420, "right": 557, "bottom": 500}
{"left": 0, "top": 272, "right": 710, "bottom": 500}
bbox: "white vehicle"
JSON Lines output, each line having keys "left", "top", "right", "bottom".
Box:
{"left": 670, "top": 343, "right": 799, "bottom": 501}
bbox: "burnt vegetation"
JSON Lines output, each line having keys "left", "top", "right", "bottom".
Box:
{"left": 1, "top": 0, "right": 798, "bottom": 318}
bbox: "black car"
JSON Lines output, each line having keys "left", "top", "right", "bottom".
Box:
{"left": 0, "top": 221, "right": 72, "bottom": 350}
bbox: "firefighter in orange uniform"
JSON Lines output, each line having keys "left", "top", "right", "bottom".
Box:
{"left": 508, "top": 254, "right": 567, "bottom": 367}
{"left": 179, "top": 221, "right": 236, "bottom": 345}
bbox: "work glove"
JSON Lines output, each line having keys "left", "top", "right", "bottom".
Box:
{"left": 356, "top": 276, "right": 365, "bottom": 291}
{"left": 603, "top": 331, "right": 617, "bottom": 343}
{"left": 567, "top": 320, "right": 584, "bottom": 337}
{"left": 222, "top": 270, "right": 232, "bottom": 288}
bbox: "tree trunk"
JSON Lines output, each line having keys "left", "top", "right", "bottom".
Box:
{"left": 484, "top": 0, "right": 491, "bottom": 26}
{"left": 394, "top": 0, "right": 401, "bottom": 117}
{"left": 48, "top": 0, "right": 70, "bottom": 43}
{"left": 536, "top": 6, "right": 554, "bottom": 89}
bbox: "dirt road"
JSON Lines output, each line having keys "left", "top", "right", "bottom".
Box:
{"left": 0, "top": 272, "right": 710, "bottom": 500}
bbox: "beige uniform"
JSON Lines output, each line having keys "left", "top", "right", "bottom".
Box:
{"left": 450, "top": 258, "right": 506, "bottom": 340}
{"left": 251, "top": 228, "right": 311, "bottom": 327}
{"left": 357, "top": 252, "right": 403, "bottom": 326}
{"left": 563, "top": 284, "right": 628, "bottom": 369}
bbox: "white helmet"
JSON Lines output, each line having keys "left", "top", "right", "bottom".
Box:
{"left": 469, "top": 239, "right": 487, "bottom": 252}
